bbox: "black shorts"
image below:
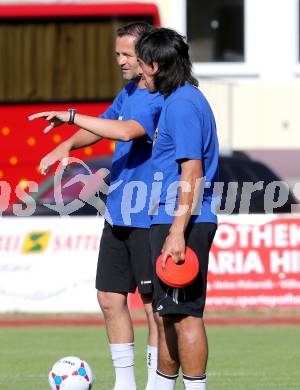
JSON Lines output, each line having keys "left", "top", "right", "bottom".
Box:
{"left": 96, "top": 222, "right": 153, "bottom": 295}
{"left": 150, "top": 223, "right": 217, "bottom": 317}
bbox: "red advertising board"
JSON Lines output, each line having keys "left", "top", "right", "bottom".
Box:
{"left": 206, "top": 215, "right": 300, "bottom": 309}
{"left": 130, "top": 215, "right": 300, "bottom": 310}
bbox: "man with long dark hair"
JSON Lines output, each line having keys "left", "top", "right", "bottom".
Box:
{"left": 136, "top": 28, "right": 219, "bottom": 390}
{"left": 29, "top": 22, "right": 163, "bottom": 390}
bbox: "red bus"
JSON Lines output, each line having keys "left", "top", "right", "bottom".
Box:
{"left": 0, "top": 2, "right": 160, "bottom": 206}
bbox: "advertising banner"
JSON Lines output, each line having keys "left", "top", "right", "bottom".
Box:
{"left": 0, "top": 215, "right": 300, "bottom": 312}
{"left": 0, "top": 216, "right": 103, "bottom": 312}
{"left": 206, "top": 215, "right": 300, "bottom": 309}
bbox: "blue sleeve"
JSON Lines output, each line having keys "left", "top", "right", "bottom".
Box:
{"left": 166, "top": 99, "right": 203, "bottom": 161}
{"left": 130, "top": 94, "right": 163, "bottom": 140}
{"left": 99, "top": 89, "right": 125, "bottom": 120}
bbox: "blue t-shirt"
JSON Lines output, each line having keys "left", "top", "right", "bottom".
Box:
{"left": 100, "top": 81, "right": 163, "bottom": 228}
{"left": 150, "top": 83, "right": 219, "bottom": 224}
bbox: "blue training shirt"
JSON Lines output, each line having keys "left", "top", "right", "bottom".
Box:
{"left": 100, "top": 81, "right": 163, "bottom": 228}
{"left": 150, "top": 83, "right": 219, "bottom": 225}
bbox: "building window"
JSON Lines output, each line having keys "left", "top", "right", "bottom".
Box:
{"left": 187, "top": 0, "right": 244, "bottom": 63}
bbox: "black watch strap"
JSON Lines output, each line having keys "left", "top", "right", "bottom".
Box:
{"left": 68, "top": 108, "right": 77, "bottom": 125}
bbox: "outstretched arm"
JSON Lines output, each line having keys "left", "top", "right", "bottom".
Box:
{"left": 28, "top": 111, "right": 146, "bottom": 141}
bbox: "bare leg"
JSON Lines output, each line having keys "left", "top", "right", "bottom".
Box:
{"left": 141, "top": 293, "right": 158, "bottom": 347}
{"left": 97, "top": 290, "right": 133, "bottom": 343}
{"left": 97, "top": 291, "right": 137, "bottom": 390}
{"left": 174, "top": 316, "right": 208, "bottom": 376}
{"left": 155, "top": 313, "right": 180, "bottom": 375}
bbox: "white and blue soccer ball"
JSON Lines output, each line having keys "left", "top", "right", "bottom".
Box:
{"left": 48, "top": 356, "right": 94, "bottom": 390}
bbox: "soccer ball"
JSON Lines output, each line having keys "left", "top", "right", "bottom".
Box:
{"left": 48, "top": 356, "right": 94, "bottom": 390}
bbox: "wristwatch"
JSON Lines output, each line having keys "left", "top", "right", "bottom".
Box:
{"left": 68, "top": 108, "right": 77, "bottom": 125}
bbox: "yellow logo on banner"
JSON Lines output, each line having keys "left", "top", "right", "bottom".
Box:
{"left": 21, "top": 232, "right": 51, "bottom": 254}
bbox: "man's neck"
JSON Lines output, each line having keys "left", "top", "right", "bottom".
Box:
{"left": 131, "top": 76, "right": 146, "bottom": 89}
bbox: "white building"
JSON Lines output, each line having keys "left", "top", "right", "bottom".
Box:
{"left": 150, "top": 0, "right": 300, "bottom": 188}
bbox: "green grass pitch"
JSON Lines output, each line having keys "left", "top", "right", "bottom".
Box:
{"left": 1, "top": 325, "right": 300, "bottom": 389}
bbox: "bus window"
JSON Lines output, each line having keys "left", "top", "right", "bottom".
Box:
{"left": 0, "top": 16, "right": 154, "bottom": 103}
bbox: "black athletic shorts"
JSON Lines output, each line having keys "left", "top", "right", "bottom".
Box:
{"left": 96, "top": 222, "right": 153, "bottom": 295}
{"left": 150, "top": 223, "right": 217, "bottom": 317}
